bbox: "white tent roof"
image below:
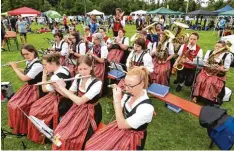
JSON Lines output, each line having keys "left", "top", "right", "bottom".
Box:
{"left": 221, "top": 35, "right": 234, "bottom": 53}
{"left": 87, "top": 10, "right": 104, "bottom": 16}
{"left": 130, "top": 10, "right": 147, "bottom": 15}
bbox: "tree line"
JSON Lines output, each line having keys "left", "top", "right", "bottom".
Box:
{"left": 1, "top": 0, "right": 234, "bottom": 15}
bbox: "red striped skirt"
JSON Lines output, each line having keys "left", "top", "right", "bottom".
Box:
{"left": 27, "top": 93, "right": 60, "bottom": 144}
{"left": 7, "top": 84, "right": 39, "bottom": 134}
{"left": 94, "top": 63, "right": 105, "bottom": 81}
{"left": 85, "top": 121, "right": 145, "bottom": 150}
{"left": 107, "top": 49, "right": 124, "bottom": 63}
{"left": 52, "top": 103, "right": 97, "bottom": 150}
{"left": 151, "top": 59, "right": 171, "bottom": 86}
{"left": 193, "top": 69, "right": 225, "bottom": 101}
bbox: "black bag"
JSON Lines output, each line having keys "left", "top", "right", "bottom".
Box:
{"left": 199, "top": 106, "right": 234, "bottom": 150}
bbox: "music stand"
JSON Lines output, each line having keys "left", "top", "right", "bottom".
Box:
{"left": 190, "top": 57, "right": 204, "bottom": 100}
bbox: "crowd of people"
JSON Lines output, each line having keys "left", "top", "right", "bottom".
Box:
{"left": 3, "top": 7, "right": 234, "bottom": 150}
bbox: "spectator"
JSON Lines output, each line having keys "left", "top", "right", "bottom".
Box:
{"left": 16, "top": 16, "right": 28, "bottom": 44}
{"left": 218, "top": 16, "right": 226, "bottom": 37}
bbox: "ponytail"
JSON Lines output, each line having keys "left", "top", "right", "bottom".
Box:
{"left": 127, "top": 66, "right": 148, "bottom": 89}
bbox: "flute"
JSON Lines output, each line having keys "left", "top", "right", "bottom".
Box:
{"left": 2, "top": 60, "right": 27, "bottom": 67}
{"left": 35, "top": 75, "right": 91, "bottom": 86}
{"left": 108, "top": 84, "right": 133, "bottom": 96}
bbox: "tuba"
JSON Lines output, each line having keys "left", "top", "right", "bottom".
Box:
{"left": 205, "top": 42, "right": 232, "bottom": 76}
{"left": 155, "top": 30, "right": 174, "bottom": 63}
{"left": 130, "top": 33, "right": 140, "bottom": 43}
{"left": 143, "top": 22, "right": 158, "bottom": 35}
{"left": 172, "top": 22, "right": 189, "bottom": 53}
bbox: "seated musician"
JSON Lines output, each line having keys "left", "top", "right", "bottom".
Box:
{"left": 87, "top": 33, "right": 108, "bottom": 81}
{"left": 107, "top": 28, "right": 129, "bottom": 64}
{"left": 146, "top": 23, "right": 162, "bottom": 44}
{"left": 99, "top": 27, "right": 111, "bottom": 44}
{"left": 27, "top": 54, "right": 72, "bottom": 144}
{"left": 85, "top": 67, "right": 155, "bottom": 150}
{"left": 192, "top": 41, "right": 233, "bottom": 105}
{"left": 173, "top": 32, "right": 203, "bottom": 92}
{"left": 66, "top": 32, "right": 86, "bottom": 77}
{"left": 118, "top": 38, "right": 154, "bottom": 89}
{"left": 52, "top": 56, "right": 102, "bottom": 150}
{"left": 7, "top": 44, "right": 45, "bottom": 135}
{"left": 151, "top": 31, "right": 174, "bottom": 86}
{"left": 139, "top": 30, "right": 154, "bottom": 54}
{"left": 49, "top": 32, "right": 69, "bottom": 65}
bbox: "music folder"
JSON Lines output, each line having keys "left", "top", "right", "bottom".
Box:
{"left": 108, "top": 62, "right": 126, "bottom": 79}
{"left": 18, "top": 107, "right": 62, "bottom": 147}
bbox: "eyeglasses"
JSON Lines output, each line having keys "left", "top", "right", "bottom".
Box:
{"left": 124, "top": 81, "right": 142, "bottom": 90}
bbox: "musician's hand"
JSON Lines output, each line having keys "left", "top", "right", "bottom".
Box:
{"left": 162, "top": 60, "right": 166, "bottom": 64}
{"left": 113, "top": 86, "right": 122, "bottom": 101}
{"left": 9, "top": 62, "right": 17, "bottom": 69}
{"left": 185, "top": 58, "right": 192, "bottom": 64}
{"left": 55, "top": 79, "right": 66, "bottom": 88}
{"left": 69, "top": 49, "right": 74, "bottom": 54}
{"left": 43, "top": 68, "right": 49, "bottom": 76}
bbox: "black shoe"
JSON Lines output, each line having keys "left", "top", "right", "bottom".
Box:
{"left": 173, "top": 79, "right": 178, "bottom": 84}
{"left": 176, "top": 85, "right": 182, "bottom": 92}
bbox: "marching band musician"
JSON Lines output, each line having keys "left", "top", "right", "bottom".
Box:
{"left": 87, "top": 33, "right": 108, "bottom": 81}
{"left": 192, "top": 41, "right": 233, "bottom": 105}
{"left": 8, "top": 44, "right": 45, "bottom": 135}
{"left": 48, "top": 32, "right": 69, "bottom": 66}
{"left": 126, "top": 38, "right": 154, "bottom": 73}
{"left": 151, "top": 31, "right": 174, "bottom": 86}
{"left": 107, "top": 28, "right": 129, "bottom": 64}
{"left": 118, "top": 38, "right": 153, "bottom": 89}
{"left": 84, "top": 26, "right": 93, "bottom": 43}
{"left": 139, "top": 30, "right": 154, "bottom": 54}
{"left": 85, "top": 67, "right": 154, "bottom": 150}
{"left": 112, "top": 8, "right": 125, "bottom": 37}
{"left": 52, "top": 55, "right": 103, "bottom": 150}
{"left": 173, "top": 32, "right": 203, "bottom": 92}
{"left": 27, "top": 54, "right": 72, "bottom": 144}
{"left": 66, "top": 32, "right": 86, "bottom": 77}
{"left": 99, "top": 27, "right": 111, "bottom": 44}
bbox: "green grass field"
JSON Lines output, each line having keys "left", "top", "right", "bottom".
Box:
{"left": 1, "top": 24, "right": 234, "bottom": 150}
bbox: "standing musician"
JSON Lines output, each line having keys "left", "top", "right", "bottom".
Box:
{"left": 87, "top": 33, "right": 108, "bottom": 81}
{"left": 173, "top": 32, "right": 203, "bottom": 92}
{"left": 136, "top": 14, "right": 143, "bottom": 31}
{"left": 85, "top": 67, "right": 154, "bottom": 150}
{"left": 27, "top": 54, "right": 72, "bottom": 144}
{"left": 192, "top": 41, "right": 233, "bottom": 105}
{"left": 48, "top": 32, "right": 69, "bottom": 66}
{"left": 139, "top": 30, "right": 154, "bottom": 54}
{"left": 107, "top": 28, "right": 129, "bottom": 63}
{"left": 151, "top": 31, "right": 174, "bottom": 86}
{"left": 7, "top": 44, "right": 44, "bottom": 135}
{"left": 66, "top": 32, "right": 86, "bottom": 77}
{"left": 99, "top": 27, "right": 111, "bottom": 44}
{"left": 146, "top": 23, "right": 162, "bottom": 44}
{"left": 52, "top": 56, "right": 102, "bottom": 150}
{"left": 112, "top": 8, "right": 125, "bottom": 37}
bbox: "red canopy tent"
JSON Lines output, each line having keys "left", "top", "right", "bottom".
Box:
{"left": 8, "top": 7, "right": 41, "bottom": 16}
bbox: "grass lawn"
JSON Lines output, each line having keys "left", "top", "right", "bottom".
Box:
{"left": 1, "top": 23, "right": 234, "bottom": 150}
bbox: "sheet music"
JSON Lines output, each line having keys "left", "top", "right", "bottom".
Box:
{"left": 110, "top": 62, "right": 126, "bottom": 72}
{"left": 30, "top": 116, "right": 53, "bottom": 135}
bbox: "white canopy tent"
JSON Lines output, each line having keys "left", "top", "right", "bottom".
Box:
{"left": 87, "top": 10, "right": 104, "bottom": 16}
{"left": 130, "top": 10, "right": 147, "bottom": 16}
{"left": 21, "top": 14, "right": 38, "bottom": 17}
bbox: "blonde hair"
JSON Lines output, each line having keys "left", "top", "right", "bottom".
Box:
{"left": 127, "top": 66, "right": 149, "bottom": 89}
